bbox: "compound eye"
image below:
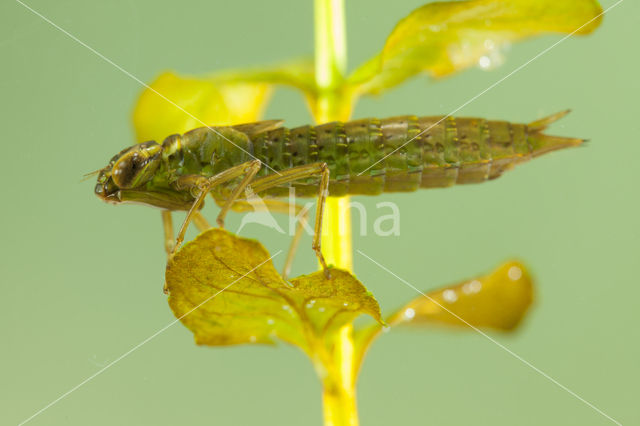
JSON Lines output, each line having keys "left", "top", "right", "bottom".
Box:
{"left": 112, "top": 152, "right": 146, "bottom": 188}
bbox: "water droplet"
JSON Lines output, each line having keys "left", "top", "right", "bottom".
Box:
{"left": 462, "top": 280, "right": 482, "bottom": 294}
{"left": 508, "top": 266, "right": 522, "bottom": 281}
{"left": 478, "top": 56, "right": 492, "bottom": 69}
{"left": 477, "top": 49, "right": 505, "bottom": 71}
{"left": 404, "top": 308, "right": 416, "bottom": 319}
{"left": 443, "top": 289, "right": 458, "bottom": 303}
{"left": 484, "top": 39, "right": 496, "bottom": 50}
{"left": 249, "top": 335, "right": 257, "bottom": 343}
{"left": 318, "top": 307, "right": 326, "bottom": 312}
{"left": 306, "top": 300, "right": 316, "bottom": 308}
{"left": 267, "top": 318, "right": 275, "bottom": 325}
{"left": 343, "top": 302, "right": 349, "bottom": 307}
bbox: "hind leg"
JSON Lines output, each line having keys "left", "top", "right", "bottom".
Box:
{"left": 215, "top": 197, "right": 312, "bottom": 279}
{"left": 245, "top": 163, "right": 331, "bottom": 279}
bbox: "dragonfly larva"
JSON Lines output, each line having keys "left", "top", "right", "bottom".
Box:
{"left": 94, "top": 110, "right": 582, "bottom": 283}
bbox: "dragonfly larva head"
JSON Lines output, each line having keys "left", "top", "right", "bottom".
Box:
{"left": 95, "top": 141, "right": 196, "bottom": 210}
{"left": 95, "top": 141, "right": 161, "bottom": 195}
{"left": 95, "top": 141, "right": 192, "bottom": 210}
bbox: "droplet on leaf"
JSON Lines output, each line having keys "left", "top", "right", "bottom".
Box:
{"left": 443, "top": 289, "right": 458, "bottom": 303}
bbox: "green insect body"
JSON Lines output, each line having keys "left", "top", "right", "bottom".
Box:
{"left": 95, "top": 111, "right": 581, "bottom": 211}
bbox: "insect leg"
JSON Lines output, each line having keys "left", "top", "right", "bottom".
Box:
{"left": 249, "top": 162, "right": 331, "bottom": 279}
{"left": 261, "top": 200, "right": 310, "bottom": 280}
{"left": 161, "top": 211, "right": 212, "bottom": 294}
{"left": 214, "top": 198, "right": 311, "bottom": 279}
{"left": 161, "top": 210, "right": 174, "bottom": 256}
{"left": 172, "top": 160, "right": 261, "bottom": 254}
{"left": 215, "top": 160, "right": 262, "bottom": 228}
{"left": 161, "top": 210, "right": 175, "bottom": 293}
{"left": 192, "top": 212, "right": 212, "bottom": 232}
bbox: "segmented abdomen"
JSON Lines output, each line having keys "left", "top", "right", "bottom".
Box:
{"left": 249, "top": 114, "right": 575, "bottom": 197}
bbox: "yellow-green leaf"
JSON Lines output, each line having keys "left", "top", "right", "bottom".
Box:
{"left": 166, "top": 229, "right": 382, "bottom": 356}
{"left": 349, "top": 0, "right": 603, "bottom": 94}
{"left": 210, "top": 59, "right": 329, "bottom": 123}
{"left": 132, "top": 60, "right": 317, "bottom": 143}
{"left": 389, "top": 261, "right": 534, "bottom": 331}
{"left": 207, "top": 58, "right": 316, "bottom": 94}
{"left": 132, "top": 72, "right": 272, "bottom": 143}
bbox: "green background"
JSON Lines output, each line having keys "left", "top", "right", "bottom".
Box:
{"left": 1, "top": 0, "right": 637, "bottom": 425}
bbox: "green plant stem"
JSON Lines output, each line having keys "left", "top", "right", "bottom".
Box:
{"left": 317, "top": 324, "right": 358, "bottom": 426}
{"left": 314, "top": 0, "right": 346, "bottom": 91}
{"left": 314, "top": 0, "right": 351, "bottom": 123}
{"left": 314, "top": 1, "right": 358, "bottom": 426}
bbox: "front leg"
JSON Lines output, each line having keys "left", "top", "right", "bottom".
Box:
{"left": 161, "top": 211, "right": 211, "bottom": 259}
{"left": 161, "top": 210, "right": 175, "bottom": 256}
{"left": 161, "top": 209, "right": 214, "bottom": 294}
